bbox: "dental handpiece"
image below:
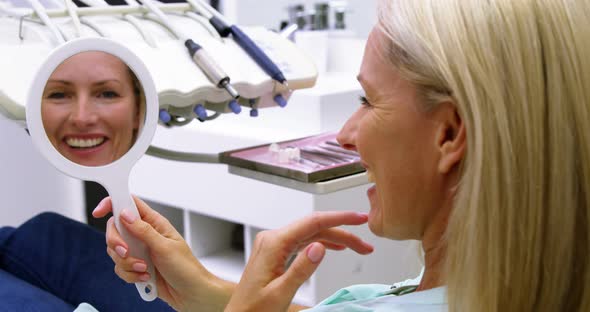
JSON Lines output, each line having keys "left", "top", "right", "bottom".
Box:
{"left": 300, "top": 151, "right": 336, "bottom": 166}
{"left": 185, "top": 39, "right": 239, "bottom": 99}
{"left": 186, "top": 0, "right": 288, "bottom": 85}
{"left": 302, "top": 151, "right": 349, "bottom": 164}
{"left": 138, "top": 0, "right": 239, "bottom": 100}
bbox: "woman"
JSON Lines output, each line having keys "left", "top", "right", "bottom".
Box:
{"left": 71, "top": 0, "right": 590, "bottom": 310}
{"left": 41, "top": 51, "right": 143, "bottom": 167}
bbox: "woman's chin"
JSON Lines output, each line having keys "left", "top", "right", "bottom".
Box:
{"left": 367, "top": 216, "right": 384, "bottom": 237}
{"left": 367, "top": 205, "right": 384, "bottom": 237}
{"left": 366, "top": 185, "right": 383, "bottom": 235}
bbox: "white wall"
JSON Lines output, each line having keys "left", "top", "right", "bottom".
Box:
{"left": 220, "top": 0, "right": 377, "bottom": 38}
{"left": 0, "top": 116, "right": 85, "bottom": 227}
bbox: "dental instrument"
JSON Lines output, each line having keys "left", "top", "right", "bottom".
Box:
{"left": 184, "top": 0, "right": 288, "bottom": 86}
{"left": 0, "top": 2, "right": 32, "bottom": 17}
{"left": 302, "top": 152, "right": 347, "bottom": 165}
{"left": 318, "top": 143, "right": 360, "bottom": 157}
{"left": 326, "top": 139, "right": 342, "bottom": 147}
{"left": 299, "top": 151, "right": 335, "bottom": 166}
{"left": 79, "top": 15, "right": 108, "bottom": 37}
{"left": 75, "top": 0, "right": 108, "bottom": 7}
{"left": 183, "top": 11, "right": 220, "bottom": 40}
{"left": 63, "top": 0, "right": 81, "bottom": 38}
{"left": 300, "top": 146, "right": 357, "bottom": 162}
{"left": 122, "top": 14, "right": 158, "bottom": 48}
{"left": 23, "top": 0, "right": 65, "bottom": 43}
{"left": 93, "top": 0, "right": 158, "bottom": 48}
{"left": 140, "top": 0, "right": 239, "bottom": 100}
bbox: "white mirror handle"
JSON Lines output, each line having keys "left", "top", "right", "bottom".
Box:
{"left": 110, "top": 185, "right": 158, "bottom": 301}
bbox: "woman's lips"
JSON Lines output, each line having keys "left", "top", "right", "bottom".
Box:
{"left": 364, "top": 166, "right": 376, "bottom": 198}
{"left": 65, "top": 136, "right": 106, "bottom": 149}
{"left": 367, "top": 184, "right": 376, "bottom": 197}
{"left": 361, "top": 162, "right": 375, "bottom": 182}
{"left": 60, "top": 135, "right": 109, "bottom": 162}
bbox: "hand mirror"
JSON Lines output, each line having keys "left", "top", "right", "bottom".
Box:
{"left": 26, "top": 38, "right": 158, "bottom": 301}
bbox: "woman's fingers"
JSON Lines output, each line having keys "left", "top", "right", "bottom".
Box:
{"left": 114, "top": 264, "right": 151, "bottom": 284}
{"left": 274, "top": 212, "right": 373, "bottom": 254}
{"left": 275, "top": 242, "right": 326, "bottom": 298}
{"left": 105, "top": 216, "right": 128, "bottom": 253}
{"left": 309, "top": 228, "right": 373, "bottom": 254}
{"left": 119, "top": 208, "right": 171, "bottom": 253}
{"left": 132, "top": 196, "right": 181, "bottom": 240}
{"left": 316, "top": 240, "right": 346, "bottom": 250}
{"left": 226, "top": 212, "right": 374, "bottom": 311}
{"left": 105, "top": 216, "right": 150, "bottom": 275}
{"left": 92, "top": 197, "right": 112, "bottom": 218}
{"left": 94, "top": 195, "right": 182, "bottom": 242}
{"left": 280, "top": 211, "right": 370, "bottom": 243}
{"left": 106, "top": 246, "right": 148, "bottom": 273}
{"left": 105, "top": 215, "right": 159, "bottom": 279}
{"left": 269, "top": 242, "right": 326, "bottom": 302}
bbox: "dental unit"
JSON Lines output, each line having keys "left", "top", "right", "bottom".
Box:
{"left": 0, "top": 0, "right": 317, "bottom": 163}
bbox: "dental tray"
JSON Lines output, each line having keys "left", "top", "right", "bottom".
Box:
{"left": 220, "top": 132, "right": 365, "bottom": 183}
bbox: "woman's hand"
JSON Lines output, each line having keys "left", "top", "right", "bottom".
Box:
{"left": 225, "top": 211, "right": 374, "bottom": 312}
{"left": 93, "top": 196, "right": 233, "bottom": 311}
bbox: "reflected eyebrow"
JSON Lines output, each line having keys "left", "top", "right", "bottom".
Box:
{"left": 94, "top": 79, "right": 123, "bottom": 86}
{"left": 46, "top": 80, "right": 72, "bottom": 86}
{"left": 46, "top": 79, "right": 123, "bottom": 86}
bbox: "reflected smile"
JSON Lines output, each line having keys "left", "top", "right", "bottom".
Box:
{"left": 65, "top": 136, "right": 106, "bottom": 149}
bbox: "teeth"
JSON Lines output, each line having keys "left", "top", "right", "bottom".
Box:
{"left": 366, "top": 170, "right": 375, "bottom": 183}
{"left": 66, "top": 137, "right": 105, "bottom": 148}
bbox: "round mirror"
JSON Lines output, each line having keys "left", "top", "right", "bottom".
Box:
{"left": 41, "top": 51, "right": 145, "bottom": 167}
{"left": 26, "top": 38, "right": 159, "bottom": 302}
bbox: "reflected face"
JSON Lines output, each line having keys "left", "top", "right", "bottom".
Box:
{"left": 337, "top": 28, "right": 442, "bottom": 240}
{"left": 42, "top": 51, "right": 140, "bottom": 167}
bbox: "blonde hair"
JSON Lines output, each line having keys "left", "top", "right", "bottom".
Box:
{"left": 377, "top": 0, "right": 590, "bottom": 311}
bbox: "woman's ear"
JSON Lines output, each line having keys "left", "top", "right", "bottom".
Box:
{"left": 435, "top": 102, "right": 466, "bottom": 174}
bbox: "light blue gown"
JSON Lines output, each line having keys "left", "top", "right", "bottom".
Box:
{"left": 304, "top": 268, "right": 447, "bottom": 312}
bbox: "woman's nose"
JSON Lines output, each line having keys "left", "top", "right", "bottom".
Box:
{"left": 69, "top": 97, "right": 97, "bottom": 127}
{"left": 336, "top": 110, "right": 360, "bottom": 152}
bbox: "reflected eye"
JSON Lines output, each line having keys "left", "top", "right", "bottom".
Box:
{"left": 358, "top": 95, "right": 372, "bottom": 108}
{"left": 99, "top": 91, "right": 119, "bottom": 99}
{"left": 47, "top": 92, "right": 66, "bottom": 99}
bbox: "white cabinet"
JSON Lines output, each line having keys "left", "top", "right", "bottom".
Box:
{"left": 129, "top": 73, "right": 422, "bottom": 306}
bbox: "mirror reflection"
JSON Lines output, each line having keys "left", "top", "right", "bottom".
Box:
{"left": 41, "top": 51, "right": 145, "bottom": 167}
